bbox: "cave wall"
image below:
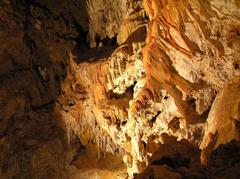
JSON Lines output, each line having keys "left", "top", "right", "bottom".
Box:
{"left": 0, "top": 0, "right": 240, "bottom": 178}
{"left": 0, "top": 0, "right": 81, "bottom": 178}
{"left": 0, "top": 0, "right": 132, "bottom": 178}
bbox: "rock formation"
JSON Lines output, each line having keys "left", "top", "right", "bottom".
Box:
{"left": 0, "top": 0, "right": 240, "bottom": 178}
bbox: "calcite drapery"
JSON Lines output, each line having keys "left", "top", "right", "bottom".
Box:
{"left": 86, "top": 0, "right": 240, "bottom": 176}
{"left": 131, "top": 0, "right": 209, "bottom": 126}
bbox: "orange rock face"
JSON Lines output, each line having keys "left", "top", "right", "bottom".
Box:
{"left": 0, "top": 0, "right": 240, "bottom": 178}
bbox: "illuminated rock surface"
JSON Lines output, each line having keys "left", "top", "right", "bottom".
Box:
{"left": 0, "top": 0, "right": 239, "bottom": 178}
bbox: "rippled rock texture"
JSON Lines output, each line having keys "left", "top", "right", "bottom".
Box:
{"left": 0, "top": 0, "right": 240, "bottom": 178}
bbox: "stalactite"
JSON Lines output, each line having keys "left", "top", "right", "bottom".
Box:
{"left": 117, "top": 9, "right": 148, "bottom": 45}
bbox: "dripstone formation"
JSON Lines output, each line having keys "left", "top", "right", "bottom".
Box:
{"left": 0, "top": 0, "right": 240, "bottom": 178}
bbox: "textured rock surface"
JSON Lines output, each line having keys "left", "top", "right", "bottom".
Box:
{"left": 0, "top": 0, "right": 125, "bottom": 178}
{"left": 0, "top": 0, "right": 75, "bottom": 178}
{"left": 0, "top": 0, "right": 240, "bottom": 178}
{"left": 200, "top": 77, "right": 240, "bottom": 165}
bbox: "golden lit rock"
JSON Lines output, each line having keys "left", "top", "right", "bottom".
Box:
{"left": 0, "top": 0, "right": 240, "bottom": 178}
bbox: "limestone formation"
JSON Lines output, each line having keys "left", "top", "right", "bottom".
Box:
{"left": 200, "top": 77, "right": 240, "bottom": 165}
{"left": 0, "top": 0, "right": 240, "bottom": 178}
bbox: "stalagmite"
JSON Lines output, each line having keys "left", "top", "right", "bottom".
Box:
{"left": 200, "top": 77, "right": 240, "bottom": 165}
